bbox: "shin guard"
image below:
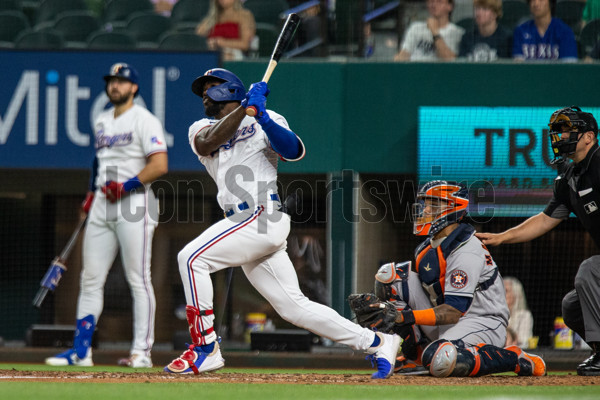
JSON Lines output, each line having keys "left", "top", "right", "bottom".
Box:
{"left": 186, "top": 305, "right": 214, "bottom": 346}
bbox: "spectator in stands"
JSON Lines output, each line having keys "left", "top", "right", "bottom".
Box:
{"left": 504, "top": 276, "right": 534, "bottom": 349}
{"left": 458, "top": 0, "right": 512, "bottom": 61}
{"left": 287, "top": 0, "right": 323, "bottom": 57}
{"left": 195, "top": 0, "right": 256, "bottom": 61}
{"left": 394, "top": 0, "right": 464, "bottom": 61}
{"left": 512, "top": 0, "right": 578, "bottom": 61}
{"left": 152, "top": 0, "right": 178, "bottom": 17}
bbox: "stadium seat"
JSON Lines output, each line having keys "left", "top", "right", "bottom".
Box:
{"left": 0, "top": 0, "right": 21, "bottom": 11}
{"left": 579, "top": 18, "right": 600, "bottom": 57}
{"left": 254, "top": 22, "right": 279, "bottom": 57}
{"left": 86, "top": 30, "right": 136, "bottom": 50}
{"left": 33, "top": 0, "right": 86, "bottom": 26}
{"left": 52, "top": 10, "right": 101, "bottom": 47}
{"left": 244, "top": 0, "right": 289, "bottom": 25}
{"left": 103, "top": 0, "right": 153, "bottom": 29}
{"left": 126, "top": 11, "right": 171, "bottom": 48}
{"left": 170, "top": 0, "right": 209, "bottom": 31}
{"left": 157, "top": 31, "right": 208, "bottom": 51}
{"left": 555, "top": 0, "right": 585, "bottom": 35}
{"left": 14, "top": 28, "right": 64, "bottom": 49}
{"left": 0, "top": 10, "right": 30, "bottom": 46}
{"left": 499, "top": 0, "right": 530, "bottom": 31}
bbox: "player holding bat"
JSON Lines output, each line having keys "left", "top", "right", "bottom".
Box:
{"left": 45, "top": 63, "right": 168, "bottom": 368}
{"left": 164, "top": 67, "right": 402, "bottom": 379}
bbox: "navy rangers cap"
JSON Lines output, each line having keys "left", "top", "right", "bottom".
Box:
{"left": 103, "top": 63, "right": 139, "bottom": 85}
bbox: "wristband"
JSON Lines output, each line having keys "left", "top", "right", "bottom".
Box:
{"left": 123, "top": 176, "right": 143, "bottom": 192}
{"left": 432, "top": 34, "right": 441, "bottom": 42}
{"left": 412, "top": 308, "right": 437, "bottom": 326}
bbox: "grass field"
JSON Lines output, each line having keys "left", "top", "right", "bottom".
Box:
{"left": 1, "top": 364, "right": 599, "bottom": 400}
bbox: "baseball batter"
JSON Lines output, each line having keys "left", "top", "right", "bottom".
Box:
{"left": 45, "top": 63, "right": 168, "bottom": 368}
{"left": 350, "top": 181, "right": 546, "bottom": 377}
{"left": 164, "top": 68, "right": 401, "bottom": 379}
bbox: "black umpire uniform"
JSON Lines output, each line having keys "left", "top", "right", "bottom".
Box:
{"left": 544, "top": 113, "right": 600, "bottom": 376}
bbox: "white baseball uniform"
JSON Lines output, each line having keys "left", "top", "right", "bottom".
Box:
{"left": 178, "top": 110, "right": 376, "bottom": 350}
{"left": 79, "top": 103, "right": 167, "bottom": 357}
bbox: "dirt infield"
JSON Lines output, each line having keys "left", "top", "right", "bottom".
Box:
{"left": 1, "top": 369, "right": 598, "bottom": 385}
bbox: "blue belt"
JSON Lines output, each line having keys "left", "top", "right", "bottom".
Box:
{"left": 224, "top": 194, "right": 280, "bottom": 217}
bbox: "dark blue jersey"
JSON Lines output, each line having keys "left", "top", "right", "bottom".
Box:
{"left": 512, "top": 18, "right": 578, "bottom": 60}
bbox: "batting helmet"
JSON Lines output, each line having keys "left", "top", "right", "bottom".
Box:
{"left": 549, "top": 106, "right": 598, "bottom": 161}
{"left": 412, "top": 181, "right": 469, "bottom": 237}
{"left": 191, "top": 68, "right": 246, "bottom": 102}
{"left": 103, "top": 63, "right": 139, "bottom": 96}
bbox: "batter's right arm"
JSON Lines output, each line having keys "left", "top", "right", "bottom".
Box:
{"left": 194, "top": 106, "right": 246, "bottom": 156}
{"left": 475, "top": 212, "right": 561, "bottom": 246}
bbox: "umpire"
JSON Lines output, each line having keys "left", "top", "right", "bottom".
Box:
{"left": 476, "top": 106, "right": 600, "bottom": 376}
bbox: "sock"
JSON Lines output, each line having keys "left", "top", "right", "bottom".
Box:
{"left": 370, "top": 334, "right": 381, "bottom": 348}
{"left": 198, "top": 342, "right": 215, "bottom": 353}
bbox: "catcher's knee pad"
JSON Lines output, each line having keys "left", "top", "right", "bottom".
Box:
{"left": 422, "top": 339, "right": 457, "bottom": 377}
{"left": 422, "top": 339, "right": 477, "bottom": 377}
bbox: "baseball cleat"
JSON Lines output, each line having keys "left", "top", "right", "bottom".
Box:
{"left": 394, "top": 356, "right": 429, "bottom": 375}
{"left": 164, "top": 341, "right": 225, "bottom": 374}
{"left": 577, "top": 352, "right": 600, "bottom": 376}
{"left": 367, "top": 332, "right": 402, "bottom": 379}
{"left": 118, "top": 354, "right": 153, "bottom": 368}
{"left": 506, "top": 346, "right": 546, "bottom": 376}
{"left": 45, "top": 348, "right": 93, "bottom": 367}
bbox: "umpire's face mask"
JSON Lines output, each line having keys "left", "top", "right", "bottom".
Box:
{"left": 549, "top": 124, "right": 582, "bottom": 163}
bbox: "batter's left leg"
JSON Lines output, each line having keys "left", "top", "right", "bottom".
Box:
{"left": 242, "top": 249, "right": 401, "bottom": 379}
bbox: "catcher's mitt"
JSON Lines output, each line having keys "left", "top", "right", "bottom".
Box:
{"left": 347, "top": 293, "right": 397, "bottom": 333}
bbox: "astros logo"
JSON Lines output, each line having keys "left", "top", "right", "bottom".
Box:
{"left": 450, "top": 270, "right": 468, "bottom": 289}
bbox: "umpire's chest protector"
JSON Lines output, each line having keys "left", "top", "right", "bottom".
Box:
{"left": 414, "top": 224, "right": 475, "bottom": 306}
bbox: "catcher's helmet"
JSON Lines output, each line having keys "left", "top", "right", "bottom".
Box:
{"left": 412, "top": 181, "right": 469, "bottom": 237}
{"left": 549, "top": 106, "right": 598, "bottom": 162}
{"left": 191, "top": 68, "right": 246, "bottom": 102}
{"left": 103, "top": 63, "right": 139, "bottom": 96}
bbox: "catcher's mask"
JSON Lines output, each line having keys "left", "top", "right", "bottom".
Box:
{"left": 549, "top": 106, "right": 598, "bottom": 163}
{"left": 412, "top": 181, "right": 468, "bottom": 237}
{"left": 103, "top": 62, "right": 139, "bottom": 97}
{"left": 191, "top": 68, "right": 246, "bottom": 102}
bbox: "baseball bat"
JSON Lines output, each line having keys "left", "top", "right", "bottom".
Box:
{"left": 33, "top": 215, "right": 87, "bottom": 308}
{"left": 246, "top": 13, "right": 301, "bottom": 117}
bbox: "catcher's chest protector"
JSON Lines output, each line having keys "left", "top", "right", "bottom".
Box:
{"left": 414, "top": 224, "right": 475, "bottom": 306}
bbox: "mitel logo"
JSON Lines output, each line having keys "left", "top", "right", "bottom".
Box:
{"left": 0, "top": 67, "right": 176, "bottom": 148}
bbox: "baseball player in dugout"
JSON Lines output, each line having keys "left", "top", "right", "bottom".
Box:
{"left": 163, "top": 68, "right": 402, "bottom": 378}
{"left": 477, "top": 106, "right": 600, "bottom": 376}
{"left": 45, "top": 63, "right": 168, "bottom": 368}
{"left": 349, "top": 181, "right": 547, "bottom": 377}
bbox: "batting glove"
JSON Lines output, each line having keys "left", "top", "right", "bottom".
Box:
{"left": 101, "top": 176, "right": 143, "bottom": 203}
{"left": 248, "top": 82, "right": 270, "bottom": 97}
{"left": 247, "top": 94, "right": 271, "bottom": 125}
{"left": 81, "top": 191, "right": 94, "bottom": 214}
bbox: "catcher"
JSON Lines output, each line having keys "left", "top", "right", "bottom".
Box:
{"left": 348, "top": 180, "right": 546, "bottom": 377}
